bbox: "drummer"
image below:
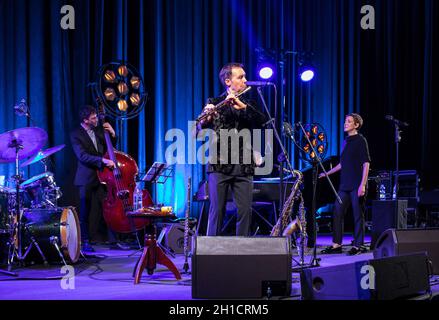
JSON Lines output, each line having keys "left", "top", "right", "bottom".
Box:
{"left": 70, "top": 105, "right": 128, "bottom": 252}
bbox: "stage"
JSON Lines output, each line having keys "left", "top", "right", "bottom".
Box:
{"left": 1, "top": 234, "right": 437, "bottom": 301}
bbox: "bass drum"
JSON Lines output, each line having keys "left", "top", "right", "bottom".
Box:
{"left": 21, "top": 207, "right": 81, "bottom": 264}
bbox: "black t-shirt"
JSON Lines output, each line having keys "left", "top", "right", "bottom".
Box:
{"left": 339, "top": 134, "right": 371, "bottom": 191}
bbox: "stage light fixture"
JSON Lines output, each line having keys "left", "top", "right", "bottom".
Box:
{"left": 118, "top": 65, "right": 128, "bottom": 77}
{"left": 255, "top": 47, "right": 276, "bottom": 81}
{"left": 299, "top": 69, "right": 315, "bottom": 82}
{"left": 258, "top": 66, "right": 274, "bottom": 80}
{"left": 298, "top": 52, "right": 315, "bottom": 82}
{"left": 117, "top": 82, "right": 129, "bottom": 95}
{"left": 117, "top": 99, "right": 128, "bottom": 112}
{"left": 104, "top": 88, "right": 116, "bottom": 101}
{"left": 130, "top": 93, "right": 141, "bottom": 106}
{"left": 94, "top": 61, "right": 147, "bottom": 120}
{"left": 292, "top": 123, "right": 328, "bottom": 163}
{"left": 130, "top": 76, "right": 140, "bottom": 89}
{"left": 104, "top": 70, "right": 116, "bottom": 83}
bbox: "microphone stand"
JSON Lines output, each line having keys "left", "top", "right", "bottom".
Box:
{"left": 385, "top": 116, "right": 408, "bottom": 231}
{"left": 393, "top": 121, "right": 402, "bottom": 228}
{"left": 255, "top": 86, "right": 297, "bottom": 201}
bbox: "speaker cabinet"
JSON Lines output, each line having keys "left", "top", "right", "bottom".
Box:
{"left": 164, "top": 223, "right": 193, "bottom": 254}
{"left": 301, "top": 253, "right": 430, "bottom": 300}
{"left": 374, "top": 228, "right": 439, "bottom": 274}
{"left": 371, "top": 200, "right": 408, "bottom": 249}
{"left": 192, "top": 236, "right": 291, "bottom": 299}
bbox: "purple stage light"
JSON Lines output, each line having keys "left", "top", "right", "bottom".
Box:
{"left": 258, "top": 66, "right": 274, "bottom": 80}
{"left": 300, "top": 69, "right": 314, "bottom": 82}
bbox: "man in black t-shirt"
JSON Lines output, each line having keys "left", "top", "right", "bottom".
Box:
{"left": 319, "top": 113, "right": 371, "bottom": 255}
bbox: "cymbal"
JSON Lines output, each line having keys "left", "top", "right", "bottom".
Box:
{"left": 20, "top": 144, "right": 65, "bottom": 167}
{"left": 0, "top": 127, "right": 48, "bottom": 163}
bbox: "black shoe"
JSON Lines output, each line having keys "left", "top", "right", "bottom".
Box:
{"left": 112, "top": 242, "right": 131, "bottom": 250}
{"left": 81, "top": 241, "right": 95, "bottom": 253}
{"left": 347, "top": 246, "right": 368, "bottom": 256}
{"left": 321, "top": 246, "right": 342, "bottom": 254}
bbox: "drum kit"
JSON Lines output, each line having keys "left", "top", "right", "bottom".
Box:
{"left": 0, "top": 127, "right": 80, "bottom": 275}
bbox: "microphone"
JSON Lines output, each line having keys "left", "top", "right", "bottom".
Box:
{"left": 246, "top": 81, "right": 274, "bottom": 86}
{"left": 14, "top": 99, "right": 29, "bottom": 117}
{"left": 385, "top": 115, "right": 409, "bottom": 127}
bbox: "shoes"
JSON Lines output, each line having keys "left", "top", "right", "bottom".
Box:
{"left": 81, "top": 241, "right": 95, "bottom": 253}
{"left": 112, "top": 242, "right": 131, "bottom": 250}
{"left": 347, "top": 246, "right": 368, "bottom": 256}
{"left": 321, "top": 246, "right": 342, "bottom": 254}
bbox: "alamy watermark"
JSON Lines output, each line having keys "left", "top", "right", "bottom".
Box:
{"left": 360, "top": 265, "right": 376, "bottom": 290}
{"left": 60, "top": 265, "right": 75, "bottom": 290}
{"left": 361, "top": 5, "right": 375, "bottom": 30}
{"left": 165, "top": 121, "right": 274, "bottom": 175}
{"left": 60, "top": 5, "right": 75, "bottom": 30}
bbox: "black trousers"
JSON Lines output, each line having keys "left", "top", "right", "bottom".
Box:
{"left": 207, "top": 172, "right": 253, "bottom": 236}
{"left": 332, "top": 189, "right": 366, "bottom": 248}
{"left": 78, "top": 183, "right": 108, "bottom": 243}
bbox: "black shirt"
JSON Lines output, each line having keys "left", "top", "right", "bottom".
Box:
{"left": 339, "top": 134, "right": 371, "bottom": 191}
{"left": 199, "top": 92, "right": 267, "bottom": 176}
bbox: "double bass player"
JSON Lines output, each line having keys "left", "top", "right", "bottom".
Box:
{"left": 70, "top": 105, "right": 123, "bottom": 252}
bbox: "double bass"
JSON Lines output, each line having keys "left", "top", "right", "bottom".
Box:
{"left": 96, "top": 99, "right": 153, "bottom": 233}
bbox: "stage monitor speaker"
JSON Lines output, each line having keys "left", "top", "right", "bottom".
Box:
{"left": 374, "top": 228, "right": 439, "bottom": 274}
{"left": 164, "top": 223, "right": 194, "bottom": 254}
{"left": 371, "top": 200, "right": 408, "bottom": 249}
{"left": 192, "top": 236, "right": 291, "bottom": 299}
{"left": 301, "top": 252, "right": 430, "bottom": 300}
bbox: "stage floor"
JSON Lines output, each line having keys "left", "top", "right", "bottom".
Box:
{"left": 0, "top": 235, "right": 437, "bottom": 300}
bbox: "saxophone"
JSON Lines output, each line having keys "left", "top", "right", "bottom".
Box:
{"left": 270, "top": 169, "right": 307, "bottom": 263}
{"left": 270, "top": 169, "right": 304, "bottom": 237}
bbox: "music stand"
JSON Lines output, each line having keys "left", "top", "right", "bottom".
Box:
{"left": 141, "top": 162, "right": 174, "bottom": 253}
{"left": 142, "top": 162, "right": 174, "bottom": 206}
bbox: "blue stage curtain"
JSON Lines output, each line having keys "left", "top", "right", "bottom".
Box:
{"left": 0, "top": 0, "right": 438, "bottom": 217}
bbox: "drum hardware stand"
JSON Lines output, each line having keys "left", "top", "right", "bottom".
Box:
{"left": 19, "top": 225, "right": 49, "bottom": 265}
{"left": 6, "top": 140, "right": 48, "bottom": 268}
{"left": 50, "top": 236, "right": 68, "bottom": 267}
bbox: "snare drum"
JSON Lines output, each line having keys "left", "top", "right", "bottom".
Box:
{"left": 21, "top": 207, "right": 81, "bottom": 264}
{"left": 20, "top": 172, "right": 61, "bottom": 208}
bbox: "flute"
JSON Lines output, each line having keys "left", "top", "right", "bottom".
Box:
{"left": 195, "top": 86, "right": 252, "bottom": 123}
